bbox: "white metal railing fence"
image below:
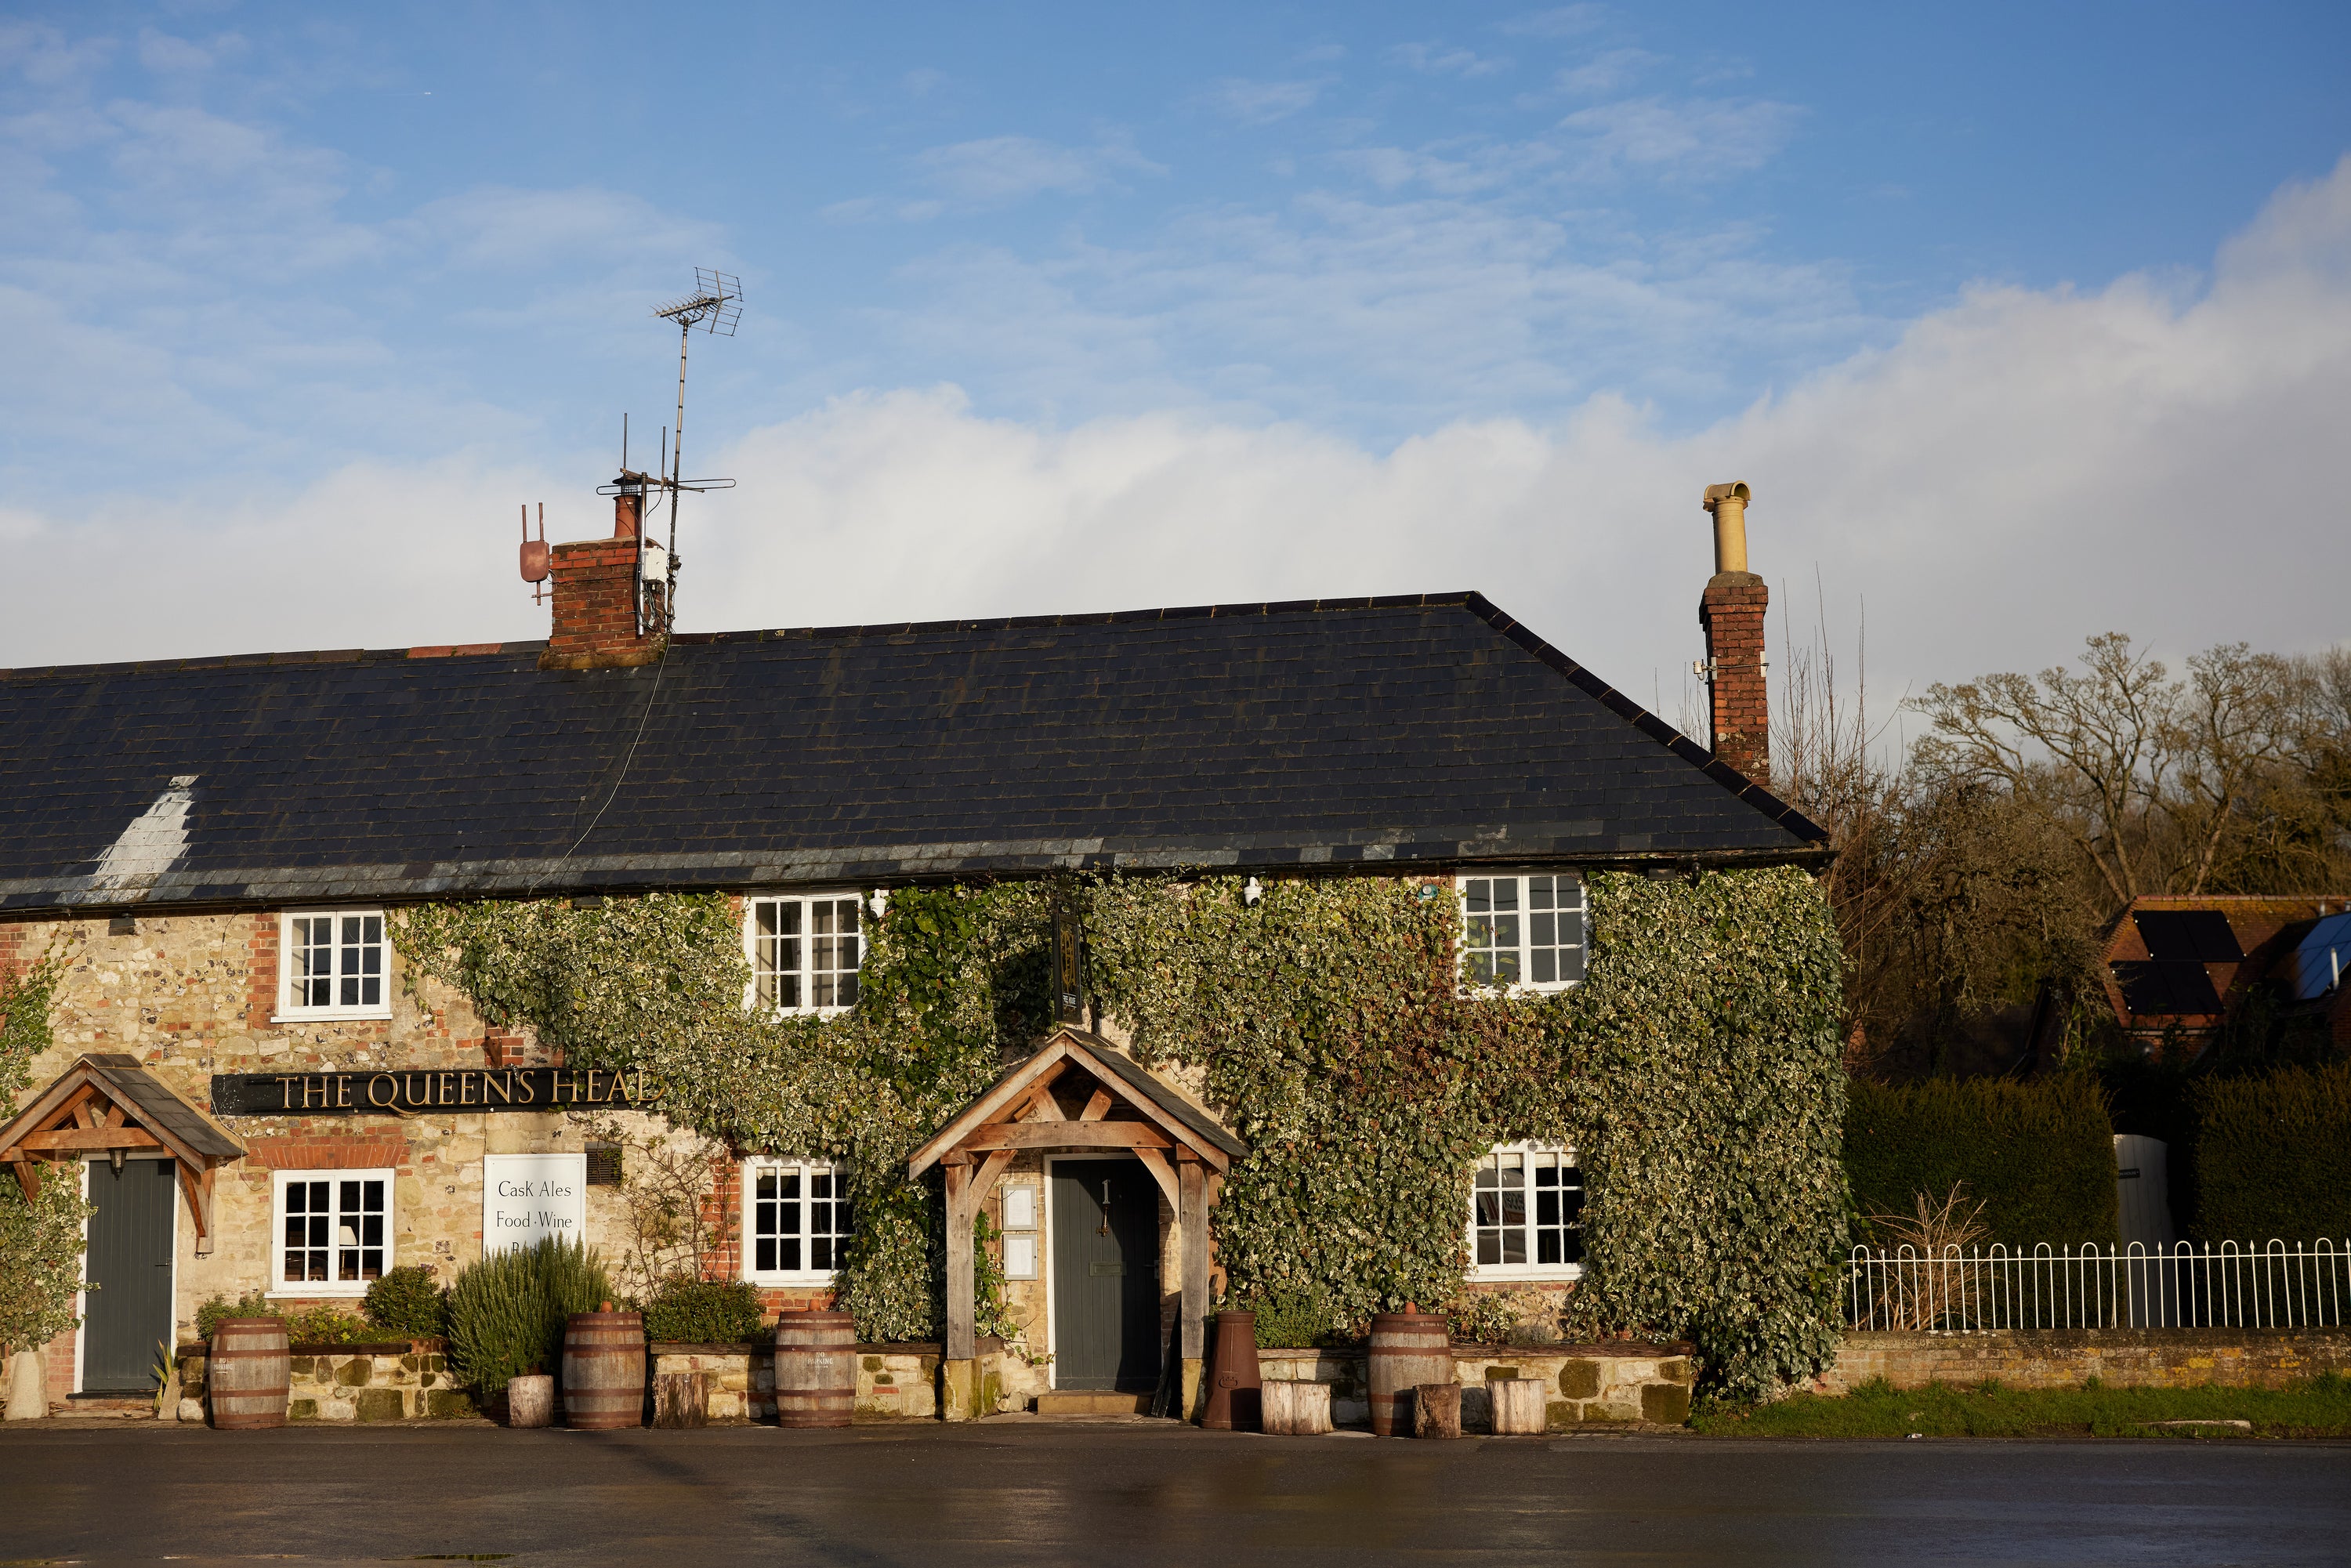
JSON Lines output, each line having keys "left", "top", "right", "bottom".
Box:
{"left": 1843, "top": 1240, "right": 2349, "bottom": 1332}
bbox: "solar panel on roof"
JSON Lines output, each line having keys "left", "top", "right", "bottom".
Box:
{"left": 2133, "top": 909, "right": 2244, "bottom": 963}
{"left": 2111, "top": 959, "right": 2224, "bottom": 1016}
{"left": 2284, "top": 911, "right": 2351, "bottom": 1002}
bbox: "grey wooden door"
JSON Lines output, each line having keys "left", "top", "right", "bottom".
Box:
{"left": 1050, "top": 1160, "right": 1160, "bottom": 1391}
{"left": 82, "top": 1157, "right": 177, "bottom": 1392}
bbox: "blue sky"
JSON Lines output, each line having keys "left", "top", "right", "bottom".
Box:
{"left": 5, "top": 2, "right": 2349, "bottom": 709}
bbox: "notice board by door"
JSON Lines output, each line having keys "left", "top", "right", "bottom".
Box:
{"left": 82, "top": 1157, "right": 177, "bottom": 1392}
{"left": 1050, "top": 1159, "right": 1161, "bottom": 1391}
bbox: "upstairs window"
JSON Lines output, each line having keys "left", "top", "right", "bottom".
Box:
{"left": 743, "top": 1159, "right": 853, "bottom": 1284}
{"left": 1458, "top": 873, "right": 1585, "bottom": 992}
{"left": 277, "top": 910, "right": 389, "bottom": 1019}
{"left": 748, "top": 894, "right": 864, "bottom": 1013}
{"left": 1468, "top": 1143, "right": 1584, "bottom": 1280}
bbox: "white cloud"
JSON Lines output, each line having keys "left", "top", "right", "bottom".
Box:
{"left": 911, "top": 133, "right": 1163, "bottom": 206}
{"left": 1203, "top": 78, "right": 1324, "bottom": 126}
{"left": 1554, "top": 48, "right": 1657, "bottom": 96}
{"left": 1499, "top": 6, "right": 1608, "bottom": 40}
{"left": 1386, "top": 42, "right": 1509, "bottom": 79}
{"left": 1558, "top": 96, "right": 1803, "bottom": 179}
{"left": 10, "top": 158, "right": 2349, "bottom": 715}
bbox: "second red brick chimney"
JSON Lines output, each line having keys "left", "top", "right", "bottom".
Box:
{"left": 1698, "top": 481, "right": 1768, "bottom": 785}
{"left": 539, "top": 477, "right": 662, "bottom": 672}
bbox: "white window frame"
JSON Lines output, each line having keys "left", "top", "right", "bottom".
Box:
{"left": 267, "top": 1168, "right": 395, "bottom": 1298}
{"left": 740, "top": 1157, "right": 853, "bottom": 1286}
{"left": 998, "top": 1179, "right": 1040, "bottom": 1281}
{"left": 1465, "top": 1141, "right": 1585, "bottom": 1282}
{"left": 1456, "top": 871, "right": 1586, "bottom": 994}
{"left": 742, "top": 892, "right": 870, "bottom": 1016}
{"left": 274, "top": 908, "right": 392, "bottom": 1021}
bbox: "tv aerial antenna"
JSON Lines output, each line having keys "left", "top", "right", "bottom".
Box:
{"left": 597, "top": 267, "right": 741, "bottom": 636}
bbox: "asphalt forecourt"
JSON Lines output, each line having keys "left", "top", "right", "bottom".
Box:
{"left": 5, "top": 1421, "right": 2351, "bottom": 1566}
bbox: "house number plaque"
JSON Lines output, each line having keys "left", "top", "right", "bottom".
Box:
{"left": 210, "top": 1066, "right": 661, "bottom": 1117}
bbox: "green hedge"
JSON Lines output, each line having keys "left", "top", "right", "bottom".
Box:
{"left": 1845, "top": 1075, "right": 2117, "bottom": 1248}
{"left": 2193, "top": 1063, "right": 2351, "bottom": 1242}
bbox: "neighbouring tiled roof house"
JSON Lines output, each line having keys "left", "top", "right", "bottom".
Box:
{"left": 1, "top": 474, "right": 1823, "bottom": 1421}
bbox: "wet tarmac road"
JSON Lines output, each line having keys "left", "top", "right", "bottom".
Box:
{"left": 4, "top": 1421, "right": 2347, "bottom": 1566}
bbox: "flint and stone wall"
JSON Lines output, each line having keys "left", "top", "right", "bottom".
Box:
{"left": 1817, "top": 1328, "right": 2351, "bottom": 1393}
{"left": 6, "top": 911, "right": 653, "bottom": 1408}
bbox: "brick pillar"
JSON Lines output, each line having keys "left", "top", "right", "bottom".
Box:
{"left": 1700, "top": 575, "right": 1769, "bottom": 784}
{"left": 1698, "top": 482, "right": 1768, "bottom": 785}
{"left": 539, "top": 488, "right": 660, "bottom": 671}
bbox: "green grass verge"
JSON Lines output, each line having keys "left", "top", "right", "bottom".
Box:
{"left": 1693, "top": 1374, "right": 2351, "bottom": 1439}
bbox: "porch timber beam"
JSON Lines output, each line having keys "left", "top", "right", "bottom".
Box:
{"left": 1132, "top": 1146, "right": 1179, "bottom": 1211}
{"left": 958, "top": 1121, "right": 1172, "bottom": 1153}
{"left": 1007, "top": 1078, "right": 1067, "bottom": 1123}
{"left": 1078, "top": 1088, "right": 1114, "bottom": 1122}
{"left": 971, "top": 1149, "right": 1016, "bottom": 1213}
{"left": 20, "top": 1127, "right": 164, "bottom": 1153}
{"left": 9, "top": 1159, "right": 35, "bottom": 1204}
{"left": 944, "top": 1156, "right": 975, "bottom": 1364}
{"left": 179, "top": 1162, "right": 216, "bottom": 1255}
{"left": 1178, "top": 1153, "right": 1208, "bottom": 1409}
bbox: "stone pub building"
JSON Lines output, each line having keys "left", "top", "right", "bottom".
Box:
{"left": 0, "top": 476, "right": 1819, "bottom": 1419}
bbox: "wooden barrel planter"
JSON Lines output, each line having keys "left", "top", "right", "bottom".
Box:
{"left": 208, "top": 1318, "right": 290, "bottom": 1430}
{"left": 773, "top": 1309, "right": 856, "bottom": 1429}
{"left": 560, "top": 1309, "right": 646, "bottom": 1430}
{"left": 1367, "top": 1310, "right": 1451, "bottom": 1437}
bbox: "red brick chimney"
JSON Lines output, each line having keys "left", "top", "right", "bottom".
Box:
{"left": 1698, "top": 481, "right": 1768, "bottom": 784}
{"left": 539, "top": 478, "right": 662, "bottom": 671}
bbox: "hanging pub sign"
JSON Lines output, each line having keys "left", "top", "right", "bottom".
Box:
{"left": 209, "top": 1066, "right": 661, "bottom": 1117}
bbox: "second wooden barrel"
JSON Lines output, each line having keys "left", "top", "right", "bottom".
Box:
{"left": 773, "top": 1309, "right": 856, "bottom": 1429}
{"left": 209, "top": 1318, "right": 290, "bottom": 1430}
{"left": 1367, "top": 1311, "right": 1451, "bottom": 1437}
{"left": 561, "top": 1310, "right": 646, "bottom": 1430}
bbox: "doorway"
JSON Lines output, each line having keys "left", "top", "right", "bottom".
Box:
{"left": 82, "top": 1157, "right": 177, "bottom": 1393}
{"left": 1049, "top": 1159, "right": 1160, "bottom": 1391}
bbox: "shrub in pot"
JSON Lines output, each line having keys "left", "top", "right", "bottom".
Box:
{"left": 642, "top": 1275, "right": 765, "bottom": 1344}
{"left": 445, "top": 1235, "right": 612, "bottom": 1400}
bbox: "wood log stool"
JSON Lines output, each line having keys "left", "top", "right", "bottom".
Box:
{"left": 1491, "top": 1378, "right": 1548, "bottom": 1436}
{"left": 653, "top": 1372, "right": 709, "bottom": 1429}
{"left": 1412, "top": 1382, "right": 1462, "bottom": 1439}
{"left": 1261, "top": 1379, "right": 1332, "bottom": 1436}
{"left": 508, "top": 1374, "right": 554, "bottom": 1429}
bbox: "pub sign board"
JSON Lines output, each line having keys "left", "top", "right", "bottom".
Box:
{"left": 210, "top": 1066, "right": 661, "bottom": 1117}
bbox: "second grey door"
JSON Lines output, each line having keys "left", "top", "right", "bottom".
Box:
{"left": 1050, "top": 1160, "right": 1160, "bottom": 1391}
{"left": 82, "top": 1157, "right": 177, "bottom": 1392}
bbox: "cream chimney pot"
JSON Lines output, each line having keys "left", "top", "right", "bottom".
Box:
{"left": 1701, "top": 481, "right": 1751, "bottom": 576}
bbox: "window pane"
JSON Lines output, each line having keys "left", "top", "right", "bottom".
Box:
{"left": 1531, "top": 949, "right": 1556, "bottom": 983}
{"left": 1529, "top": 876, "right": 1554, "bottom": 910}
{"left": 1493, "top": 914, "right": 1519, "bottom": 949}
{"left": 1494, "top": 950, "right": 1520, "bottom": 984}
{"left": 756, "top": 1238, "right": 776, "bottom": 1273}
{"left": 781, "top": 1239, "right": 801, "bottom": 1272}
{"left": 1476, "top": 1231, "right": 1499, "bottom": 1265}
{"left": 1465, "top": 879, "right": 1492, "bottom": 915}
{"left": 1491, "top": 880, "right": 1520, "bottom": 912}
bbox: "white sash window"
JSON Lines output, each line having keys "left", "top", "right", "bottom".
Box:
{"left": 1468, "top": 1143, "right": 1584, "bottom": 1280}
{"left": 270, "top": 1169, "right": 393, "bottom": 1296}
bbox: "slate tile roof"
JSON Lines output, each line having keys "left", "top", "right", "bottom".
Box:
{"left": 0, "top": 592, "right": 1824, "bottom": 914}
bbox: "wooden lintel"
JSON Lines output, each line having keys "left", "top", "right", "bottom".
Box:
{"left": 960, "top": 1121, "right": 1172, "bottom": 1153}
{"left": 20, "top": 1127, "right": 165, "bottom": 1153}
{"left": 1078, "top": 1088, "right": 1114, "bottom": 1122}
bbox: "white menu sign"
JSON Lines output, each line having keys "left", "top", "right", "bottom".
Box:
{"left": 482, "top": 1153, "right": 587, "bottom": 1256}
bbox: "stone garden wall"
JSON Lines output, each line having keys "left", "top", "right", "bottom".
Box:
{"left": 173, "top": 1341, "right": 474, "bottom": 1423}
{"left": 1817, "top": 1328, "right": 2351, "bottom": 1394}
{"left": 1257, "top": 1342, "right": 1695, "bottom": 1430}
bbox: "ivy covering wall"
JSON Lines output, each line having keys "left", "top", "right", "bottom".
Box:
{"left": 395, "top": 864, "right": 1845, "bottom": 1397}
{"left": 1, "top": 947, "right": 96, "bottom": 1353}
